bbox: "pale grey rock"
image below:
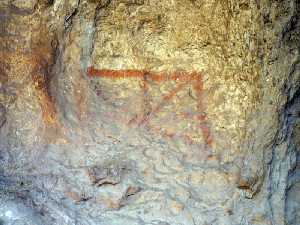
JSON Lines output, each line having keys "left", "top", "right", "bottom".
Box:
{"left": 0, "top": 196, "right": 43, "bottom": 225}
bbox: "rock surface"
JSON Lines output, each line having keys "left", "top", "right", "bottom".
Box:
{"left": 0, "top": 0, "right": 299, "bottom": 224}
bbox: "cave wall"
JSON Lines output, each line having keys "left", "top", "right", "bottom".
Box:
{"left": 0, "top": 0, "right": 299, "bottom": 224}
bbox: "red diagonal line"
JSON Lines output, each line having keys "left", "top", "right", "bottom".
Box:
{"left": 137, "top": 80, "right": 189, "bottom": 126}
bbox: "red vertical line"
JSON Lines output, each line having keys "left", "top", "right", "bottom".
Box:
{"left": 193, "top": 74, "right": 213, "bottom": 148}
{"left": 87, "top": 66, "right": 96, "bottom": 77}
{"left": 128, "top": 71, "right": 151, "bottom": 125}
{"left": 138, "top": 78, "right": 189, "bottom": 126}
{"left": 142, "top": 72, "right": 152, "bottom": 121}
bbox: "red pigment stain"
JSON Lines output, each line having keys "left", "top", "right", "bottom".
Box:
{"left": 87, "top": 66, "right": 213, "bottom": 148}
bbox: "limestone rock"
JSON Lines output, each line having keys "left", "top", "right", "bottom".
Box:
{"left": 0, "top": 0, "right": 299, "bottom": 224}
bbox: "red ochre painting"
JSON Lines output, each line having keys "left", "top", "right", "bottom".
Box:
{"left": 87, "top": 66, "right": 213, "bottom": 148}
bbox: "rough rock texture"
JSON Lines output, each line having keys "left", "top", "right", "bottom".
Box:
{"left": 0, "top": 0, "right": 299, "bottom": 224}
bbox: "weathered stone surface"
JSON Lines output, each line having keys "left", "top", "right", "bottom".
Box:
{"left": 0, "top": 0, "right": 299, "bottom": 224}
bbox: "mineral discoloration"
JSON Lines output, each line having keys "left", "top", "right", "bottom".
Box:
{"left": 31, "top": 51, "right": 57, "bottom": 126}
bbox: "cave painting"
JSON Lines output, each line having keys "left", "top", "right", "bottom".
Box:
{"left": 87, "top": 66, "right": 213, "bottom": 148}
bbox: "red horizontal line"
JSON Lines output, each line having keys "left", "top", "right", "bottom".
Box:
{"left": 87, "top": 67, "right": 202, "bottom": 82}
